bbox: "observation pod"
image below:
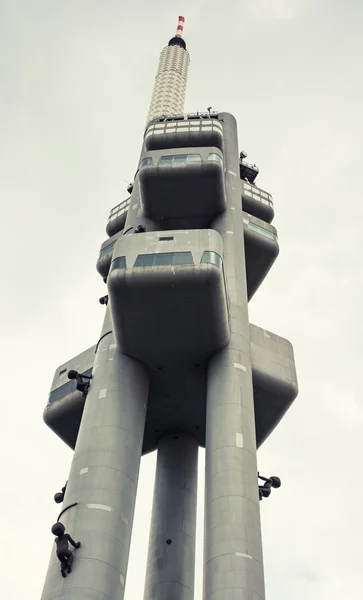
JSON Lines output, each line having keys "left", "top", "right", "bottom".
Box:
{"left": 106, "top": 197, "right": 130, "bottom": 238}
{"left": 108, "top": 229, "right": 230, "bottom": 361}
{"left": 139, "top": 148, "right": 226, "bottom": 221}
{"left": 96, "top": 231, "right": 123, "bottom": 278}
{"left": 243, "top": 213, "right": 279, "bottom": 300}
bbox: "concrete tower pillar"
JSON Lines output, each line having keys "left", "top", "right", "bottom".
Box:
{"left": 143, "top": 433, "right": 199, "bottom": 600}
{"left": 203, "top": 113, "right": 265, "bottom": 600}
{"left": 41, "top": 317, "right": 149, "bottom": 600}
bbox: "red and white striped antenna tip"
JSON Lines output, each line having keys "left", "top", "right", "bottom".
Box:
{"left": 176, "top": 16, "right": 185, "bottom": 38}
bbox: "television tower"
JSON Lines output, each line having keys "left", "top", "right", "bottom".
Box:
{"left": 41, "top": 16, "right": 298, "bottom": 600}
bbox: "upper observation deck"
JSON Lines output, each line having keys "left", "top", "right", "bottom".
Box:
{"left": 138, "top": 148, "right": 226, "bottom": 221}
{"left": 144, "top": 112, "right": 223, "bottom": 152}
{"left": 43, "top": 325, "right": 297, "bottom": 453}
{"left": 241, "top": 180, "right": 275, "bottom": 224}
{"left": 108, "top": 229, "right": 230, "bottom": 361}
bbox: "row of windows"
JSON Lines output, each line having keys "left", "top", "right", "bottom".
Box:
{"left": 242, "top": 183, "right": 272, "bottom": 203}
{"left": 150, "top": 112, "right": 219, "bottom": 124}
{"left": 102, "top": 224, "right": 275, "bottom": 261}
{"left": 145, "top": 120, "right": 222, "bottom": 137}
{"left": 134, "top": 252, "right": 193, "bottom": 267}
{"left": 146, "top": 126, "right": 219, "bottom": 137}
{"left": 48, "top": 368, "right": 93, "bottom": 405}
{"left": 159, "top": 154, "right": 201, "bottom": 165}
{"left": 110, "top": 251, "right": 223, "bottom": 271}
{"left": 138, "top": 153, "right": 223, "bottom": 169}
{"left": 99, "top": 240, "right": 116, "bottom": 259}
{"left": 153, "top": 120, "right": 222, "bottom": 130}
{"left": 101, "top": 223, "right": 276, "bottom": 262}
{"left": 243, "top": 189, "right": 272, "bottom": 206}
{"left": 245, "top": 220, "right": 278, "bottom": 241}
{"left": 109, "top": 199, "right": 130, "bottom": 216}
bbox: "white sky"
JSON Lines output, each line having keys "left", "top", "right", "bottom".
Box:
{"left": 1, "top": 1, "right": 362, "bottom": 599}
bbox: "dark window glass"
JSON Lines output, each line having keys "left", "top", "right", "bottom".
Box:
{"left": 48, "top": 368, "right": 93, "bottom": 405}
{"left": 159, "top": 155, "right": 173, "bottom": 164}
{"left": 110, "top": 256, "right": 127, "bottom": 272}
{"left": 139, "top": 157, "right": 153, "bottom": 169}
{"left": 173, "top": 154, "right": 188, "bottom": 163}
{"left": 207, "top": 153, "right": 223, "bottom": 166}
{"left": 158, "top": 154, "right": 201, "bottom": 165}
{"left": 200, "top": 251, "right": 223, "bottom": 269}
{"left": 186, "top": 154, "right": 202, "bottom": 163}
{"left": 134, "top": 252, "right": 194, "bottom": 267}
{"left": 99, "top": 240, "right": 116, "bottom": 259}
{"left": 247, "top": 222, "right": 277, "bottom": 241}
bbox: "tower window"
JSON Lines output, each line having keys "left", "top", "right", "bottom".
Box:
{"left": 110, "top": 256, "right": 127, "bottom": 272}
{"left": 200, "top": 251, "right": 223, "bottom": 269}
{"left": 99, "top": 240, "right": 117, "bottom": 259}
{"left": 48, "top": 368, "right": 93, "bottom": 405}
{"left": 139, "top": 157, "right": 153, "bottom": 169}
{"left": 158, "top": 154, "right": 202, "bottom": 165}
{"left": 247, "top": 222, "right": 278, "bottom": 242}
{"left": 134, "top": 252, "right": 194, "bottom": 267}
{"left": 207, "top": 153, "right": 223, "bottom": 166}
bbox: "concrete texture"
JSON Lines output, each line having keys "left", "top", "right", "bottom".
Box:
{"left": 41, "top": 314, "right": 149, "bottom": 600}
{"left": 204, "top": 112, "right": 265, "bottom": 600}
{"left": 143, "top": 433, "right": 198, "bottom": 600}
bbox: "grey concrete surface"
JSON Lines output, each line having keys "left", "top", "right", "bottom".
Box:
{"left": 41, "top": 111, "right": 297, "bottom": 600}
{"left": 143, "top": 433, "right": 198, "bottom": 600}
{"left": 204, "top": 112, "right": 265, "bottom": 600}
{"left": 41, "top": 321, "right": 149, "bottom": 600}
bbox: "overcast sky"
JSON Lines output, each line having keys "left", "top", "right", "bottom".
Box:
{"left": 1, "top": 1, "right": 362, "bottom": 599}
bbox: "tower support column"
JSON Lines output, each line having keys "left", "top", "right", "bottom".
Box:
{"left": 41, "top": 325, "right": 149, "bottom": 600}
{"left": 203, "top": 112, "right": 265, "bottom": 600}
{"left": 143, "top": 433, "right": 199, "bottom": 600}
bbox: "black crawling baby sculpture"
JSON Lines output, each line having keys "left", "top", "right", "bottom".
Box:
{"left": 51, "top": 522, "right": 81, "bottom": 577}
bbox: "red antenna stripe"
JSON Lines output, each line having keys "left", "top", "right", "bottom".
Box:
{"left": 175, "top": 16, "right": 185, "bottom": 37}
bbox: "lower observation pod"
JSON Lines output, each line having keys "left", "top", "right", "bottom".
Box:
{"left": 108, "top": 229, "right": 230, "bottom": 361}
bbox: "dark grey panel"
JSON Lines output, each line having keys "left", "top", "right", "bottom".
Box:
{"left": 139, "top": 154, "right": 226, "bottom": 221}
{"left": 145, "top": 129, "right": 223, "bottom": 152}
{"left": 44, "top": 390, "right": 85, "bottom": 449}
{"left": 108, "top": 264, "right": 230, "bottom": 361}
